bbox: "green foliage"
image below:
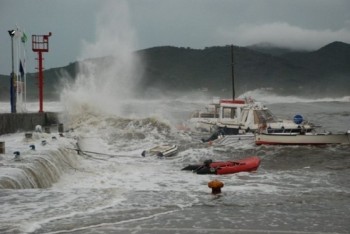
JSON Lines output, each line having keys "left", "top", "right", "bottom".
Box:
{"left": 1, "top": 42, "right": 349, "bottom": 101}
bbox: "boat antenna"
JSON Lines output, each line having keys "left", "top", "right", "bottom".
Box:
{"left": 231, "top": 44, "right": 235, "bottom": 100}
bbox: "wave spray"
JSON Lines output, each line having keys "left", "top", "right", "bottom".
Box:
{"left": 61, "top": 1, "right": 143, "bottom": 116}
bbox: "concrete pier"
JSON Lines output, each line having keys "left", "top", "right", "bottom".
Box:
{"left": 0, "top": 112, "right": 60, "bottom": 135}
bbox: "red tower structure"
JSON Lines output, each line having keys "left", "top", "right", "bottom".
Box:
{"left": 32, "top": 32, "right": 52, "bottom": 112}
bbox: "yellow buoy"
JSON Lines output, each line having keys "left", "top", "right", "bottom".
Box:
{"left": 208, "top": 179, "right": 224, "bottom": 194}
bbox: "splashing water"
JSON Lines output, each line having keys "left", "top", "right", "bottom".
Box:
{"left": 61, "top": 1, "right": 143, "bottom": 117}
{"left": 240, "top": 88, "right": 350, "bottom": 104}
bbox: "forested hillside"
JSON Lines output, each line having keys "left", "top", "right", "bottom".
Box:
{"left": 1, "top": 41, "right": 349, "bottom": 101}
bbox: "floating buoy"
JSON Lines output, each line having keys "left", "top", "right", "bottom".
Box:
{"left": 208, "top": 179, "right": 224, "bottom": 194}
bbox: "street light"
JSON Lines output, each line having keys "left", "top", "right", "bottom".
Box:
{"left": 8, "top": 30, "right": 16, "bottom": 37}
{"left": 8, "top": 29, "right": 16, "bottom": 113}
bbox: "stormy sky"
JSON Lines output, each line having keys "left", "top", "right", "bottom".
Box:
{"left": 1, "top": 0, "right": 350, "bottom": 74}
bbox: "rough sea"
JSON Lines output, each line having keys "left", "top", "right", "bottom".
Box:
{"left": 0, "top": 92, "right": 349, "bottom": 234}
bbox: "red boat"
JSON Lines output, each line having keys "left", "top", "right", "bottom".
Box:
{"left": 181, "top": 156, "right": 261, "bottom": 175}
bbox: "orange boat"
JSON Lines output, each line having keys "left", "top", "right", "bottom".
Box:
{"left": 182, "top": 156, "right": 260, "bottom": 175}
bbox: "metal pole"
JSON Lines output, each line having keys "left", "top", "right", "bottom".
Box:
{"left": 38, "top": 51, "right": 44, "bottom": 112}
{"left": 231, "top": 45, "right": 235, "bottom": 100}
{"left": 9, "top": 33, "right": 16, "bottom": 113}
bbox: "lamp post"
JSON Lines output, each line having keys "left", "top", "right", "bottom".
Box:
{"left": 8, "top": 29, "right": 16, "bottom": 113}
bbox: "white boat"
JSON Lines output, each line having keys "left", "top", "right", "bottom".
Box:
{"left": 191, "top": 97, "right": 313, "bottom": 135}
{"left": 190, "top": 45, "right": 313, "bottom": 143}
{"left": 216, "top": 100, "right": 313, "bottom": 133}
{"left": 255, "top": 130, "right": 350, "bottom": 145}
{"left": 198, "top": 98, "right": 314, "bottom": 146}
{"left": 141, "top": 144, "right": 178, "bottom": 157}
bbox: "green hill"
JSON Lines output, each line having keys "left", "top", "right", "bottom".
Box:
{"left": 1, "top": 41, "right": 349, "bottom": 101}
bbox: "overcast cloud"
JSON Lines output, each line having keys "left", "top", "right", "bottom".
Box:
{"left": 1, "top": 0, "right": 350, "bottom": 74}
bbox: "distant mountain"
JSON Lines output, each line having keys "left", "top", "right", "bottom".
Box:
{"left": 246, "top": 42, "right": 309, "bottom": 56}
{"left": 280, "top": 41, "right": 350, "bottom": 96}
{"left": 138, "top": 42, "right": 350, "bottom": 97}
{"left": 0, "top": 41, "right": 349, "bottom": 101}
{"left": 138, "top": 45, "right": 305, "bottom": 96}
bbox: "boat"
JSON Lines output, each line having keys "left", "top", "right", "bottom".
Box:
{"left": 141, "top": 144, "right": 178, "bottom": 157}
{"left": 190, "top": 46, "right": 314, "bottom": 141}
{"left": 255, "top": 130, "right": 350, "bottom": 145}
{"left": 189, "top": 46, "right": 250, "bottom": 133}
{"left": 181, "top": 156, "right": 260, "bottom": 175}
{"left": 200, "top": 100, "right": 314, "bottom": 144}
{"left": 214, "top": 100, "right": 313, "bottom": 134}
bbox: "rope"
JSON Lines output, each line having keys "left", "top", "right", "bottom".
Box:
{"left": 66, "top": 148, "right": 137, "bottom": 158}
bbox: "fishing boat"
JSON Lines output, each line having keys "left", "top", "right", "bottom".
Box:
{"left": 141, "top": 144, "right": 178, "bottom": 157}
{"left": 181, "top": 156, "right": 260, "bottom": 175}
{"left": 255, "top": 130, "right": 350, "bottom": 145}
{"left": 200, "top": 102, "right": 314, "bottom": 144}
{"left": 212, "top": 101, "right": 312, "bottom": 135}
{"left": 190, "top": 46, "right": 314, "bottom": 139}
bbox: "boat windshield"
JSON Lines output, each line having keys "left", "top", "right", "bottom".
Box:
{"left": 191, "top": 105, "right": 219, "bottom": 118}
{"left": 255, "top": 109, "right": 278, "bottom": 123}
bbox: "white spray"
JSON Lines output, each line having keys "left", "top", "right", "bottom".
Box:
{"left": 61, "top": 1, "right": 143, "bottom": 116}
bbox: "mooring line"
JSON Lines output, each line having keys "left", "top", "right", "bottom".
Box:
{"left": 66, "top": 148, "right": 137, "bottom": 158}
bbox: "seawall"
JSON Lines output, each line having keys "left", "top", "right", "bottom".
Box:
{"left": 0, "top": 112, "right": 60, "bottom": 135}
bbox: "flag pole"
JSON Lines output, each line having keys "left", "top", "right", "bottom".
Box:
{"left": 8, "top": 29, "right": 16, "bottom": 113}
{"left": 21, "top": 29, "right": 27, "bottom": 111}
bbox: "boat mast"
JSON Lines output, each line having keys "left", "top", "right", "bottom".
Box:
{"left": 231, "top": 45, "right": 235, "bottom": 100}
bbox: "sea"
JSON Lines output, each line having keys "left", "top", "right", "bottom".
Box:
{"left": 0, "top": 91, "right": 350, "bottom": 234}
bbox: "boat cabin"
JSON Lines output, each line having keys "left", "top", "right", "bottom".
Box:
{"left": 217, "top": 99, "right": 248, "bottom": 125}
{"left": 216, "top": 101, "right": 313, "bottom": 133}
{"left": 190, "top": 97, "right": 313, "bottom": 134}
{"left": 190, "top": 98, "right": 249, "bottom": 132}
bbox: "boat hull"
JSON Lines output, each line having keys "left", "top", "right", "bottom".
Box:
{"left": 255, "top": 133, "right": 350, "bottom": 145}
{"left": 182, "top": 156, "right": 261, "bottom": 175}
{"left": 216, "top": 156, "right": 260, "bottom": 175}
{"left": 143, "top": 145, "right": 178, "bottom": 157}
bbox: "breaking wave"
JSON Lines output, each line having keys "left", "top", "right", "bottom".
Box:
{"left": 0, "top": 147, "right": 80, "bottom": 189}
{"left": 240, "top": 88, "right": 350, "bottom": 104}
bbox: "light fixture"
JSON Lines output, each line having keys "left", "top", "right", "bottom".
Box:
{"left": 8, "top": 30, "right": 16, "bottom": 37}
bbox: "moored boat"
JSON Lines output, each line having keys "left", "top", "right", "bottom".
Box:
{"left": 255, "top": 130, "right": 350, "bottom": 145}
{"left": 182, "top": 156, "right": 260, "bottom": 175}
{"left": 142, "top": 144, "right": 178, "bottom": 157}
{"left": 190, "top": 45, "right": 314, "bottom": 147}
